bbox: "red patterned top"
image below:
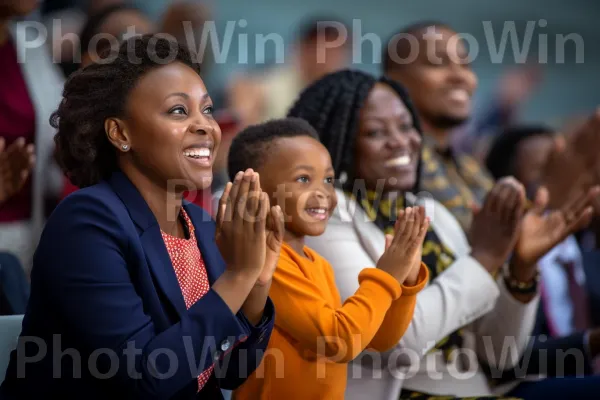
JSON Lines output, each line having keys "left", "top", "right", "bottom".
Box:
{"left": 161, "top": 209, "right": 213, "bottom": 391}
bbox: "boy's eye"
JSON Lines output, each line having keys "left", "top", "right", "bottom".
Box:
{"left": 325, "top": 176, "right": 334, "bottom": 185}
{"left": 296, "top": 176, "right": 310, "bottom": 184}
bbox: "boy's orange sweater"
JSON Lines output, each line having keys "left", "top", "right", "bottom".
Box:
{"left": 234, "top": 242, "right": 429, "bottom": 399}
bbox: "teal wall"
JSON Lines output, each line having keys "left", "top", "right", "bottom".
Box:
{"left": 141, "top": 0, "right": 600, "bottom": 125}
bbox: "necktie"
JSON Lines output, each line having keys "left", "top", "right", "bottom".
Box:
{"left": 561, "top": 261, "right": 590, "bottom": 332}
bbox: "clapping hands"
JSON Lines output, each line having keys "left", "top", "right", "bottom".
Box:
{"left": 0, "top": 138, "right": 35, "bottom": 205}
{"left": 469, "top": 175, "right": 600, "bottom": 282}
{"left": 510, "top": 185, "right": 600, "bottom": 278}
{"left": 215, "top": 169, "right": 284, "bottom": 287}
{"left": 377, "top": 206, "right": 429, "bottom": 284}
{"left": 469, "top": 177, "right": 526, "bottom": 274}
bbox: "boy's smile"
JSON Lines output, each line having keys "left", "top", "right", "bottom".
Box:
{"left": 256, "top": 135, "right": 338, "bottom": 241}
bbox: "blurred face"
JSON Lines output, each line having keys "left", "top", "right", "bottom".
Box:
{"left": 258, "top": 136, "right": 338, "bottom": 238}
{"left": 0, "top": 0, "right": 39, "bottom": 18}
{"left": 355, "top": 83, "right": 422, "bottom": 192}
{"left": 81, "top": 10, "right": 155, "bottom": 68}
{"left": 388, "top": 26, "right": 478, "bottom": 131}
{"left": 116, "top": 62, "right": 221, "bottom": 192}
{"left": 514, "top": 135, "right": 554, "bottom": 189}
{"left": 299, "top": 36, "right": 349, "bottom": 83}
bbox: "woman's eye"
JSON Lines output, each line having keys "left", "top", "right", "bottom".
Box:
{"left": 325, "top": 176, "right": 334, "bottom": 185}
{"left": 366, "top": 130, "right": 384, "bottom": 138}
{"left": 203, "top": 106, "right": 214, "bottom": 115}
{"left": 169, "top": 106, "right": 187, "bottom": 115}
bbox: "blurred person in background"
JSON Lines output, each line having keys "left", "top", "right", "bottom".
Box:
{"left": 60, "top": 3, "right": 154, "bottom": 199}
{"left": 384, "top": 21, "right": 600, "bottom": 232}
{"left": 0, "top": 0, "right": 65, "bottom": 271}
{"left": 453, "top": 63, "right": 543, "bottom": 161}
{"left": 159, "top": 0, "right": 211, "bottom": 53}
{"left": 384, "top": 21, "right": 494, "bottom": 230}
{"left": 486, "top": 125, "right": 600, "bottom": 379}
{"left": 227, "top": 16, "right": 350, "bottom": 128}
{"left": 77, "top": 3, "right": 154, "bottom": 68}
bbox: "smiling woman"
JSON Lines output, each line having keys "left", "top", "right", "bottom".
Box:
{"left": 0, "top": 35, "right": 279, "bottom": 399}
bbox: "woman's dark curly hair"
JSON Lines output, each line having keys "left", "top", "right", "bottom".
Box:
{"left": 52, "top": 34, "right": 200, "bottom": 188}
{"left": 287, "top": 69, "right": 423, "bottom": 192}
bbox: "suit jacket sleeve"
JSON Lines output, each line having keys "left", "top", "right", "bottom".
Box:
{"left": 494, "top": 332, "right": 592, "bottom": 379}
{"left": 490, "top": 303, "right": 592, "bottom": 379}
{"left": 215, "top": 299, "right": 275, "bottom": 390}
{"left": 36, "top": 193, "right": 272, "bottom": 399}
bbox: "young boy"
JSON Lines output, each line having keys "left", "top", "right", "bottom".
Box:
{"left": 228, "top": 118, "right": 430, "bottom": 399}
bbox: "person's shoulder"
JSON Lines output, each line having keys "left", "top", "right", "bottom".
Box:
{"left": 34, "top": 182, "right": 131, "bottom": 277}
{"left": 53, "top": 181, "right": 121, "bottom": 213}
{"left": 43, "top": 182, "right": 127, "bottom": 237}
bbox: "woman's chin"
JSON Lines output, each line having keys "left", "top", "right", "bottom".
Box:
{"left": 186, "top": 171, "right": 213, "bottom": 191}
{"left": 385, "top": 176, "right": 416, "bottom": 192}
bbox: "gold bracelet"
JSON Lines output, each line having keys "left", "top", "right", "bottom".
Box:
{"left": 504, "top": 269, "right": 540, "bottom": 294}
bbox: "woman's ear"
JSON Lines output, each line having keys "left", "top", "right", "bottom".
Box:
{"left": 105, "top": 118, "right": 131, "bottom": 152}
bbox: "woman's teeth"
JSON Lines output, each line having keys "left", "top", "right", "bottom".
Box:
{"left": 385, "top": 155, "right": 411, "bottom": 167}
{"left": 183, "top": 148, "right": 211, "bottom": 159}
{"left": 306, "top": 208, "right": 327, "bottom": 214}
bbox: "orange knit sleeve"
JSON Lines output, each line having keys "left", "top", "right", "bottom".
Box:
{"left": 270, "top": 251, "right": 402, "bottom": 363}
{"left": 368, "top": 262, "right": 429, "bottom": 351}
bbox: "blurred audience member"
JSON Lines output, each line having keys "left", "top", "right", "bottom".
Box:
{"left": 384, "top": 21, "right": 494, "bottom": 230}
{"left": 486, "top": 125, "right": 600, "bottom": 377}
{"left": 61, "top": 4, "right": 154, "bottom": 199}
{"left": 385, "top": 21, "right": 598, "bottom": 232}
{"left": 453, "top": 63, "right": 543, "bottom": 161}
{"left": 0, "top": 251, "right": 30, "bottom": 315}
{"left": 159, "top": 1, "right": 210, "bottom": 48}
{"left": 227, "top": 16, "right": 350, "bottom": 127}
{"left": 0, "top": 0, "right": 64, "bottom": 270}
{"left": 78, "top": 4, "right": 154, "bottom": 68}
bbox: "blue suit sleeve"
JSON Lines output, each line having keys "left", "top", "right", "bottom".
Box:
{"left": 527, "top": 332, "right": 593, "bottom": 377}
{"left": 215, "top": 299, "right": 275, "bottom": 390}
{"left": 34, "top": 194, "right": 271, "bottom": 399}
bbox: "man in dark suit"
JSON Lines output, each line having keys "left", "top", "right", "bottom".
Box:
{"left": 486, "top": 125, "right": 600, "bottom": 378}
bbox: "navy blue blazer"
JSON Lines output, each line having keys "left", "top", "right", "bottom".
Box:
{"left": 0, "top": 171, "right": 274, "bottom": 399}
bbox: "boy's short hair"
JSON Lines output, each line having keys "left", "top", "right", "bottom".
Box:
{"left": 227, "top": 117, "right": 320, "bottom": 182}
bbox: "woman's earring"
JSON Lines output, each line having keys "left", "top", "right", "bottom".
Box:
{"left": 121, "top": 144, "right": 129, "bottom": 151}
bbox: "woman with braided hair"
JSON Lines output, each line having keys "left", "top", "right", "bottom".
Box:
{"left": 288, "top": 69, "right": 600, "bottom": 399}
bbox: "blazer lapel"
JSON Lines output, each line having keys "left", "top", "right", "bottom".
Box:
{"left": 140, "top": 227, "right": 187, "bottom": 317}
{"left": 108, "top": 172, "right": 187, "bottom": 317}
